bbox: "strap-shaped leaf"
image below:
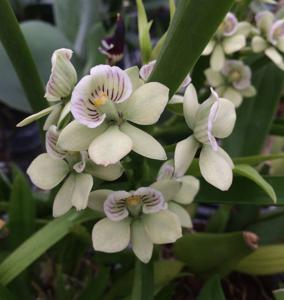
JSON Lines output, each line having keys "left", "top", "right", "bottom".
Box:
{"left": 197, "top": 275, "right": 225, "bottom": 300}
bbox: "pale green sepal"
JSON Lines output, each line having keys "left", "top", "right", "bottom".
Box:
{"left": 143, "top": 210, "right": 182, "bottom": 244}
{"left": 202, "top": 40, "right": 216, "bottom": 55}
{"left": 151, "top": 180, "right": 181, "bottom": 202}
{"left": 174, "top": 176, "right": 200, "bottom": 205}
{"left": 126, "top": 66, "right": 143, "bottom": 91}
{"left": 131, "top": 219, "right": 153, "bottom": 263}
{"left": 174, "top": 135, "right": 200, "bottom": 177}
{"left": 92, "top": 217, "right": 131, "bottom": 252}
{"left": 43, "top": 103, "right": 62, "bottom": 130}
{"left": 241, "top": 86, "right": 257, "bottom": 98}
{"left": 86, "top": 161, "right": 123, "bottom": 181}
{"left": 168, "top": 202, "right": 192, "bottom": 229}
{"left": 210, "top": 44, "right": 225, "bottom": 71}
{"left": 16, "top": 105, "right": 57, "bottom": 127}
{"left": 212, "top": 98, "right": 236, "bottom": 138}
{"left": 89, "top": 126, "right": 133, "bottom": 166}
{"left": 237, "top": 21, "right": 252, "bottom": 36}
{"left": 265, "top": 47, "right": 284, "bottom": 70}
{"left": 120, "top": 122, "right": 167, "bottom": 160}
{"left": 71, "top": 173, "right": 93, "bottom": 211}
{"left": 88, "top": 189, "right": 112, "bottom": 212}
{"left": 58, "top": 101, "right": 71, "bottom": 125}
{"left": 205, "top": 69, "right": 224, "bottom": 87}
{"left": 223, "top": 34, "right": 246, "bottom": 54}
{"left": 199, "top": 145, "right": 233, "bottom": 191}
{"left": 27, "top": 153, "right": 69, "bottom": 190}
{"left": 183, "top": 84, "right": 200, "bottom": 129}
{"left": 57, "top": 120, "right": 108, "bottom": 151}
{"left": 169, "top": 94, "right": 183, "bottom": 104}
{"left": 118, "top": 82, "right": 169, "bottom": 125}
{"left": 251, "top": 36, "right": 268, "bottom": 53}
{"left": 223, "top": 87, "right": 243, "bottom": 107}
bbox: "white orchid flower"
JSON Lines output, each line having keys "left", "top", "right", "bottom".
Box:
{"left": 89, "top": 186, "right": 182, "bottom": 263}
{"left": 174, "top": 84, "right": 236, "bottom": 191}
{"left": 202, "top": 13, "right": 248, "bottom": 71}
{"left": 58, "top": 65, "right": 168, "bottom": 166}
{"left": 252, "top": 11, "right": 284, "bottom": 70}
{"left": 139, "top": 60, "right": 191, "bottom": 90}
{"left": 152, "top": 160, "right": 200, "bottom": 228}
{"left": 205, "top": 60, "right": 256, "bottom": 107}
{"left": 17, "top": 49, "right": 77, "bottom": 129}
{"left": 27, "top": 125, "right": 123, "bottom": 217}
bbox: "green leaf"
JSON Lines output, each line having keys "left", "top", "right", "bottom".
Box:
{"left": 8, "top": 168, "right": 36, "bottom": 249}
{"left": 224, "top": 64, "right": 284, "bottom": 156}
{"left": 149, "top": 0, "right": 234, "bottom": 96}
{"left": 270, "top": 123, "right": 284, "bottom": 137}
{"left": 273, "top": 289, "right": 284, "bottom": 300}
{"left": 0, "top": 20, "right": 71, "bottom": 113}
{"left": 235, "top": 245, "right": 284, "bottom": 275}
{"left": 197, "top": 275, "right": 225, "bottom": 300}
{"left": 0, "top": 209, "right": 100, "bottom": 285}
{"left": 136, "top": 0, "right": 153, "bottom": 64}
{"left": 206, "top": 205, "right": 231, "bottom": 233}
{"left": 234, "top": 164, "right": 277, "bottom": 203}
{"left": 0, "top": 285, "right": 16, "bottom": 300}
{"left": 173, "top": 232, "right": 255, "bottom": 276}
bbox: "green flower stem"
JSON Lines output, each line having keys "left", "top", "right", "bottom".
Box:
{"left": 131, "top": 258, "right": 154, "bottom": 300}
{"left": 0, "top": 0, "right": 46, "bottom": 119}
{"left": 149, "top": 0, "right": 234, "bottom": 96}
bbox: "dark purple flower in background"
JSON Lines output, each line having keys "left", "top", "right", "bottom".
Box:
{"left": 99, "top": 14, "right": 125, "bottom": 65}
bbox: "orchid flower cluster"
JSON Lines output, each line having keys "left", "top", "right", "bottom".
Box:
{"left": 18, "top": 47, "right": 237, "bottom": 263}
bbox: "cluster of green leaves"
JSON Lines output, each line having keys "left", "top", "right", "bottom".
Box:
{"left": 1, "top": 0, "right": 284, "bottom": 299}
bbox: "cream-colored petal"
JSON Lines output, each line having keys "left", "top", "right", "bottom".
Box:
{"left": 126, "top": 66, "right": 143, "bottom": 91}
{"left": 118, "top": 82, "right": 169, "bottom": 125}
{"left": 168, "top": 202, "right": 192, "bottom": 228}
{"left": 131, "top": 219, "right": 153, "bottom": 263}
{"left": 92, "top": 218, "right": 131, "bottom": 253}
{"left": 88, "top": 189, "right": 112, "bottom": 212}
{"left": 202, "top": 40, "right": 216, "bottom": 55}
{"left": 265, "top": 47, "right": 284, "bottom": 70}
{"left": 223, "top": 87, "right": 243, "bottom": 107}
{"left": 212, "top": 98, "right": 236, "bottom": 138}
{"left": 57, "top": 120, "right": 107, "bottom": 151}
{"left": 199, "top": 145, "right": 233, "bottom": 191}
{"left": 151, "top": 180, "right": 181, "bottom": 202}
{"left": 241, "top": 86, "right": 257, "bottom": 98}
{"left": 174, "top": 176, "right": 200, "bottom": 205}
{"left": 142, "top": 210, "right": 182, "bottom": 244}
{"left": 89, "top": 126, "right": 133, "bottom": 166}
{"left": 27, "top": 153, "right": 69, "bottom": 190}
{"left": 183, "top": 84, "right": 200, "bottom": 129}
{"left": 174, "top": 136, "right": 200, "bottom": 177}
{"left": 251, "top": 36, "right": 268, "bottom": 53}
{"left": 120, "top": 122, "right": 167, "bottom": 160}
{"left": 204, "top": 69, "right": 225, "bottom": 87}
{"left": 43, "top": 103, "right": 62, "bottom": 130}
{"left": 86, "top": 161, "right": 123, "bottom": 181}
{"left": 223, "top": 34, "right": 246, "bottom": 54}
{"left": 210, "top": 44, "right": 225, "bottom": 71}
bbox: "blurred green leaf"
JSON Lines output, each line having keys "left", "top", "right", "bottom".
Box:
{"left": 206, "top": 205, "right": 231, "bottom": 233}
{"left": 224, "top": 64, "right": 284, "bottom": 156}
{"left": 149, "top": 0, "right": 234, "bottom": 96}
{"left": 0, "top": 20, "right": 71, "bottom": 112}
{"left": 8, "top": 167, "right": 35, "bottom": 249}
{"left": 197, "top": 275, "right": 225, "bottom": 300}
{"left": 234, "top": 164, "right": 277, "bottom": 203}
{"left": 0, "top": 285, "right": 16, "bottom": 300}
{"left": 235, "top": 245, "right": 284, "bottom": 275}
{"left": 173, "top": 232, "right": 255, "bottom": 276}
{"left": 0, "top": 210, "right": 100, "bottom": 285}
{"left": 273, "top": 289, "right": 284, "bottom": 300}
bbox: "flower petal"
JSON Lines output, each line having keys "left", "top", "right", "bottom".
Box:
{"left": 174, "top": 135, "right": 200, "bottom": 177}
{"left": 265, "top": 47, "right": 284, "bottom": 70}
{"left": 126, "top": 66, "right": 143, "bottom": 91}
{"left": 255, "top": 11, "right": 274, "bottom": 34}
{"left": 89, "top": 126, "right": 133, "bottom": 166}
{"left": 90, "top": 65, "right": 132, "bottom": 103}
{"left": 210, "top": 44, "right": 225, "bottom": 71}
{"left": 199, "top": 145, "right": 233, "bottom": 191}
{"left": 251, "top": 36, "right": 268, "bottom": 53}
{"left": 202, "top": 40, "right": 216, "bottom": 55}
{"left": 45, "top": 125, "right": 67, "bottom": 159}
{"left": 222, "top": 12, "right": 238, "bottom": 37}
{"left": 86, "top": 161, "right": 123, "bottom": 181}
{"left": 223, "top": 87, "right": 243, "bottom": 107}
{"left": 104, "top": 191, "right": 131, "bottom": 221}
{"left": 134, "top": 187, "right": 167, "bottom": 214}
{"left": 168, "top": 202, "right": 192, "bottom": 228}
{"left": 241, "top": 86, "right": 257, "bottom": 98}
{"left": 131, "top": 219, "right": 153, "bottom": 263}
{"left": 157, "top": 160, "right": 175, "bottom": 181}
{"left": 92, "top": 218, "right": 131, "bottom": 253}
{"left": 27, "top": 153, "right": 69, "bottom": 190}
{"left": 120, "top": 122, "right": 167, "bottom": 160}
{"left": 151, "top": 180, "right": 181, "bottom": 202}
{"left": 142, "top": 210, "right": 182, "bottom": 244}
{"left": 212, "top": 98, "right": 236, "bottom": 138}
{"left": 139, "top": 60, "right": 156, "bottom": 81}
{"left": 183, "top": 84, "right": 200, "bottom": 129}
{"left": 43, "top": 103, "right": 62, "bottom": 131}
{"left": 118, "top": 82, "right": 169, "bottom": 125}
{"left": 52, "top": 174, "right": 73, "bottom": 217}
{"left": 57, "top": 101, "right": 71, "bottom": 125}
{"left": 88, "top": 189, "right": 112, "bottom": 212}
{"left": 223, "top": 34, "right": 246, "bottom": 54}
{"left": 205, "top": 69, "right": 224, "bottom": 87}
{"left": 16, "top": 105, "right": 57, "bottom": 127}
{"left": 174, "top": 176, "right": 200, "bottom": 205}
{"left": 57, "top": 120, "right": 107, "bottom": 151}
{"left": 45, "top": 48, "right": 77, "bottom": 101}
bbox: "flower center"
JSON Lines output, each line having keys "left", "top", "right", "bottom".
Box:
{"left": 126, "top": 196, "right": 141, "bottom": 206}
{"left": 229, "top": 70, "right": 242, "bottom": 82}
{"left": 93, "top": 91, "right": 108, "bottom": 107}
{"left": 126, "top": 196, "right": 142, "bottom": 217}
{"left": 274, "top": 26, "right": 284, "bottom": 39}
